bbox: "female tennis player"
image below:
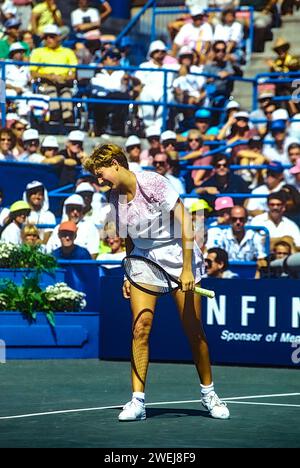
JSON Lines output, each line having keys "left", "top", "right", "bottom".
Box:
{"left": 84, "top": 144, "right": 230, "bottom": 421}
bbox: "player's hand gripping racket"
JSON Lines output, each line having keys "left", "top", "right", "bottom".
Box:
{"left": 122, "top": 255, "right": 215, "bottom": 299}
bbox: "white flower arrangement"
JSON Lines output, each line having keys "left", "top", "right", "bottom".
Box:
{"left": 0, "top": 242, "right": 19, "bottom": 264}
{"left": 45, "top": 283, "right": 87, "bottom": 312}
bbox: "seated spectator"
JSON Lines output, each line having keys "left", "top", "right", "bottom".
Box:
{"left": 41, "top": 136, "right": 64, "bottom": 165}
{"left": 192, "top": 109, "right": 219, "bottom": 140}
{"left": 160, "top": 130, "right": 178, "bottom": 155}
{"left": 0, "top": 18, "right": 30, "bottom": 59}
{"left": 6, "top": 43, "right": 31, "bottom": 117}
{"left": 288, "top": 156, "right": 300, "bottom": 191}
{"left": 140, "top": 126, "right": 161, "bottom": 166}
{"left": 172, "top": 6, "right": 213, "bottom": 60}
{"left": 263, "top": 119, "right": 297, "bottom": 166}
{"left": 20, "top": 30, "right": 35, "bottom": 54}
{"left": 251, "top": 192, "right": 300, "bottom": 251}
{"left": 75, "top": 179, "right": 111, "bottom": 228}
{"left": 97, "top": 224, "right": 126, "bottom": 268}
{"left": 207, "top": 205, "right": 267, "bottom": 265}
{"left": 59, "top": 130, "right": 87, "bottom": 185}
{"left": 152, "top": 152, "right": 186, "bottom": 195}
{"left": 125, "top": 135, "right": 143, "bottom": 172}
{"left": 22, "top": 180, "right": 56, "bottom": 243}
{"left": 196, "top": 154, "right": 250, "bottom": 203}
{"left": 0, "top": 127, "right": 16, "bottom": 161}
{"left": 91, "top": 46, "right": 140, "bottom": 135}
{"left": 284, "top": 142, "right": 300, "bottom": 185}
{"left": 180, "top": 129, "right": 211, "bottom": 187}
{"left": 21, "top": 224, "right": 42, "bottom": 247}
{"left": 0, "top": 0, "right": 17, "bottom": 21}
{"left": 213, "top": 8, "right": 244, "bottom": 64}
{"left": 250, "top": 91, "right": 275, "bottom": 137}
{"left": 52, "top": 220, "right": 92, "bottom": 260}
{"left": 30, "top": 25, "right": 78, "bottom": 124}
{"left": 203, "top": 40, "right": 235, "bottom": 109}
{"left": 135, "top": 40, "right": 177, "bottom": 130}
{"left": 204, "top": 247, "right": 239, "bottom": 279}
{"left": 20, "top": 128, "right": 43, "bottom": 163}
{"left": 0, "top": 187, "right": 9, "bottom": 227}
{"left": 31, "top": 0, "right": 67, "bottom": 39}
{"left": 47, "top": 194, "right": 100, "bottom": 258}
{"left": 0, "top": 200, "right": 30, "bottom": 244}
{"left": 172, "top": 45, "right": 206, "bottom": 108}
{"left": 219, "top": 111, "right": 257, "bottom": 163}
{"left": 11, "top": 117, "right": 28, "bottom": 159}
{"left": 236, "top": 136, "right": 267, "bottom": 188}
{"left": 272, "top": 240, "right": 292, "bottom": 260}
{"left": 189, "top": 198, "right": 213, "bottom": 250}
{"left": 246, "top": 161, "right": 286, "bottom": 216}
{"left": 71, "top": 0, "right": 102, "bottom": 40}
{"left": 282, "top": 184, "right": 300, "bottom": 227}
{"left": 206, "top": 196, "right": 234, "bottom": 248}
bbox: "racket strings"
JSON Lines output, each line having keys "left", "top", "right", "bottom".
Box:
{"left": 124, "top": 257, "right": 171, "bottom": 295}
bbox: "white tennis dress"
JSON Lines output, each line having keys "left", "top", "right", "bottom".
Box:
{"left": 109, "top": 171, "right": 205, "bottom": 283}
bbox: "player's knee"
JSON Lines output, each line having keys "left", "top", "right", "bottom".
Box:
{"left": 133, "top": 318, "right": 152, "bottom": 342}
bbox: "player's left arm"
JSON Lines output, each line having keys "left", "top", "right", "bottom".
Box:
{"left": 173, "top": 199, "right": 195, "bottom": 292}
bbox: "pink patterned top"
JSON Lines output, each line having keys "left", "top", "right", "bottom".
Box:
{"left": 109, "top": 171, "right": 180, "bottom": 249}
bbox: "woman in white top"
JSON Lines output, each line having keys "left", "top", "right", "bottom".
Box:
{"left": 0, "top": 200, "right": 31, "bottom": 245}
{"left": 213, "top": 8, "right": 244, "bottom": 63}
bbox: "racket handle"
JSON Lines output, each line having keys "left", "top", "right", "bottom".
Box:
{"left": 195, "top": 286, "right": 215, "bottom": 299}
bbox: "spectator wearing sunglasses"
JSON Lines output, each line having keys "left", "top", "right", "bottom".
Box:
{"left": 204, "top": 248, "right": 238, "bottom": 279}
{"left": 20, "top": 129, "right": 44, "bottom": 163}
{"left": 125, "top": 135, "right": 143, "bottom": 172}
{"left": 59, "top": 130, "right": 87, "bottom": 185}
{"left": 140, "top": 126, "right": 161, "bottom": 167}
{"left": 152, "top": 153, "right": 186, "bottom": 195}
{"left": 11, "top": 118, "right": 28, "bottom": 159}
{"left": 52, "top": 221, "right": 91, "bottom": 260}
{"left": 181, "top": 129, "right": 212, "bottom": 187}
{"left": 0, "top": 128, "right": 16, "bottom": 161}
{"left": 196, "top": 154, "right": 250, "bottom": 204}
{"left": 41, "top": 136, "right": 64, "bottom": 166}
{"left": 208, "top": 205, "right": 267, "bottom": 264}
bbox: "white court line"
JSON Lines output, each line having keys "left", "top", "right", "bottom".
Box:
{"left": 225, "top": 401, "right": 300, "bottom": 408}
{"left": 0, "top": 392, "right": 299, "bottom": 421}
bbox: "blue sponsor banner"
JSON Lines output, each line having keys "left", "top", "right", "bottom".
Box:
{"left": 100, "top": 275, "right": 300, "bottom": 367}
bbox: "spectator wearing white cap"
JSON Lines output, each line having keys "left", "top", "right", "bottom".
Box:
{"left": 172, "top": 6, "right": 213, "bottom": 59}
{"left": 20, "top": 128, "right": 44, "bottom": 163}
{"left": 75, "top": 180, "right": 111, "bottom": 228}
{"left": 41, "top": 136, "right": 64, "bottom": 165}
{"left": 47, "top": 194, "right": 100, "bottom": 258}
{"left": 160, "top": 130, "right": 177, "bottom": 153}
{"left": 125, "top": 135, "right": 143, "bottom": 172}
{"left": 6, "top": 43, "right": 31, "bottom": 117}
{"left": 172, "top": 46, "right": 206, "bottom": 110}
{"left": 30, "top": 25, "right": 77, "bottom": 124}
{"left": 135, "top": 40, "right": 177, "bottom": 129}
{"left": 59, "top": 130, "right": 87, "bottom": 185}
{"left": 167, "top": 1, "right": 209, "bottom": 41}
{"left": 22, "top": 180, "right": 56, "bottom": 242}
{"left": 140, "top": 126, "right": 161, "bottom": 166}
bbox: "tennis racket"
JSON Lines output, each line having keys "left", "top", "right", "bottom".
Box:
{"left": 122, "top": 255, "right": 215, "bottom": 299}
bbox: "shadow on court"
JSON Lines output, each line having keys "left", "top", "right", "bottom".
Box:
{"left": 0, "top": 360, "right": 299, "bottom": 448}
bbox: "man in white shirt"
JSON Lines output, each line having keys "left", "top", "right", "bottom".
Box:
{"left": 152, "top": 153, "right": 186, "bottom": 195}
{"left": 251, "top": 192, "right": 300, "bottom": 250}
{"left": 263, "top": 120, "right": 298, "bottom": 166}
{"left": 246, "top": 161, "right": 286, "bottom": 216}
{"left": 71, "top": 0, "right": 101, "bottom": 39}
{"left": 172, "top": 6, "right": 213, "bottom": 58}
{"left": 46, "top": 194, "right": 100, "bottom": 258}
{"left": 207, "top": 205, "right": 267, "bottom": 262}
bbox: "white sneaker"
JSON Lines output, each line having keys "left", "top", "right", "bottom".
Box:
{"left": 118, "top": 399, "right": 146, "bottom": 422}
{"left": 201, "top": 391, "right": 230, "bottom": 419}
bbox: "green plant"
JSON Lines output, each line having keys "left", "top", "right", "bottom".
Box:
{"left": 0, "top": 278, "right": 86, "bottom": 327}
{"left": 0, "top": 242, "right": 57, "bottom": 272}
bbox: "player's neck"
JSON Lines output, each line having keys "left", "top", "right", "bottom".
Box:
{"left": 118, "top": 170, "right": 137, "bottom": 202}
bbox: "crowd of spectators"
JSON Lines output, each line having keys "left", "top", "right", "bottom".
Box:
{"left": 1, "top": 1, "right": 300, "bottom": 276}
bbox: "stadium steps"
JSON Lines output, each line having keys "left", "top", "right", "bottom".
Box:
{"left": 232, "top": 11, "right": 300, "bottom": 110}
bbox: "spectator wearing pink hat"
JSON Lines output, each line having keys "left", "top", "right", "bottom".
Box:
{"left": 206, "top": 196, "right": 234, "bottom": 251}
{"left": 289, "top": 158, "right": 300, "bottom": 190}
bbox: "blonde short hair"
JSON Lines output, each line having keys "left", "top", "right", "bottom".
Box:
{"left": 84, "top": 144, "right": 129, "bottom": 173}
{"left": 21, "top": 224, "right": 40, "bottom": 240}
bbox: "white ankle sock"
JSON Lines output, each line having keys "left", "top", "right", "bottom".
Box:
{"left": 200, "top": 382, "right": 214, "bottom": 397}
{"left": 133, "top": 392, "right": 145, "bottom": 404}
